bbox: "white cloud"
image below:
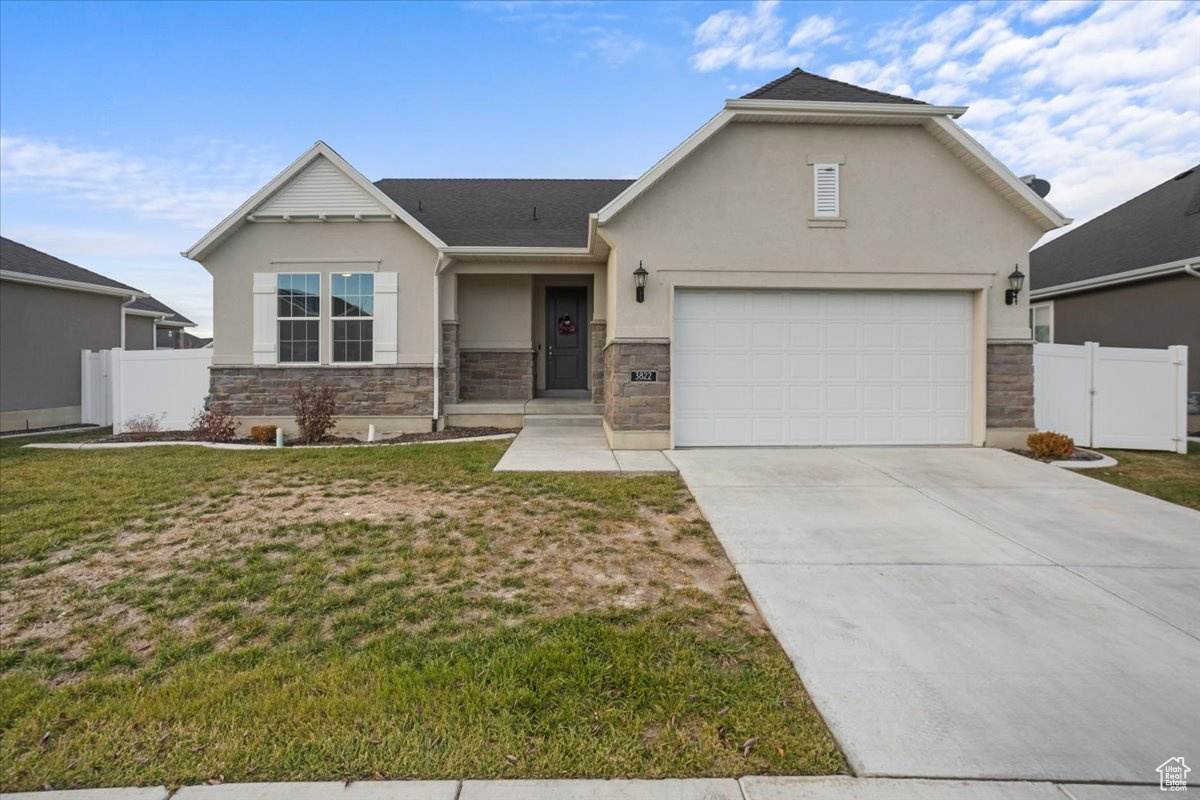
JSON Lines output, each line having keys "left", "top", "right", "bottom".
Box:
{"left": 691, "top": 2, "right": 836, "bottom": 72}
{"left": 0, "top": 134, "right": 279, "bottom": 231}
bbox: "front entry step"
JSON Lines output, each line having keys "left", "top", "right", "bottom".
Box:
{"left": 522, "top": 414, "right": 602, "bottom": 428}
{"left": 524, "top": 399, "right": 602, "bottom": 416}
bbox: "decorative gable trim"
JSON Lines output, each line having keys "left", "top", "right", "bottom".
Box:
{"left": 256, "top": 156, "right": 390, "bottom": 217}
{"left": 183, "top": 141, "right": 446, "bottom": 262}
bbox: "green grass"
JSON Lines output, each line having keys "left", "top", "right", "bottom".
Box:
{"left": 1087, "top": 441, "right": 1200, "bottom": 510}
{"left": 0, "top": 439, "right": 843, "bottom": 789}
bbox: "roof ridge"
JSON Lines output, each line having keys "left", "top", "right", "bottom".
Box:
{"left": 741, "top": 68, "right": 804, "bottom": 99}
{"left": 741, "top": 67, "right": 926, "bottom": 105}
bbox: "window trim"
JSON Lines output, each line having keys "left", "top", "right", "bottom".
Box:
{"left": 329, "top": 272, "right": 376, "bottom": 365}
{"left": 1030, "top": 301, "right": 1054, "bottom": 344}
{"left": 276, "top": 272, "right": 322, "bottom": 364}
{"left": 813, "top": 162, "right": 841, "bottom": 218}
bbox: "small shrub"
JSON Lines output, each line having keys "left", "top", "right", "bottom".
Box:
{"left": 292, "top": 377, "right": 338, "bottom": 444}
{"left": 250, "top": 424, "right": 278, "bottom": 445}
{"left": 190, "top": 404, "right": 238, "bottom": 443}
{"left": 1028, "top": 431, "right": 1075, "bottom": 460}
{"left": 124, "top": 412, "right": 165, "bottom": 436}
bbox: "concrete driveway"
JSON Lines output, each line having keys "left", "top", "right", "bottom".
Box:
{"left": 668, "top": 447, "right": 1200, "bottom": 785}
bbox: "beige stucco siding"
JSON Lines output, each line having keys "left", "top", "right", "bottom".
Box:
{"left": 457, "top": 274, "right": 533, "bottom": 350}
{"left": 599, "top": 120, "right": 1046, "bottom": 343}
{"left": 202, "top": 220, "right": 438, "bottom": 365}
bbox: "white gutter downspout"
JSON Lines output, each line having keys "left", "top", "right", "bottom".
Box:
{"left": 1184, "top": 263, "right": 1200, "bottom": 279}
{"left": 432, "top": 253, "right": 449, "bottom": 430}
{"left": 119, "top": 294, "right": 138, "bottom": 348}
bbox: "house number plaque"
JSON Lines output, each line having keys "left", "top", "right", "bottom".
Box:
{"left": 630, "top": 370, "right": 657, "bottom": 382}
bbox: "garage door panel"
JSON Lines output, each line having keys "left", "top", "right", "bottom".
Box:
{"left": 675, "top": 289, "right": 972, "bottom": 447}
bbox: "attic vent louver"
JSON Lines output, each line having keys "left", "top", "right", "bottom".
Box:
{"left": 813, "top": 164, "right": 840, "bottom": 217}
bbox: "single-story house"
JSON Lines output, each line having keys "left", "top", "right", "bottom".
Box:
{"left": 184, "top": 68, "right": 1069, "bottom": 449}
{"left": 1029, "top": 165, "right": 1199, "bottom": 399}
{"left": 0, "top": 236, "right": 195, "bottom": 431}
{"left": 122, "top": 296, "right": 197, "bottom": 350}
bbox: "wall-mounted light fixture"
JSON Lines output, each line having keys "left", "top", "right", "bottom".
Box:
{"left": 634, "top": 261, "right": 649, "bottom": 303}
{"left": 1005, "top": 265, "right": 1025, "bottom": 306}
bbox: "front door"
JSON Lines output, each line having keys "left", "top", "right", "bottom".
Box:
{"left": 545, "top": 287, "right": 588, "bottom": 391}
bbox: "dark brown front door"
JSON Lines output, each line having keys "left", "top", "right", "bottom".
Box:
{"left": 545, "top": 287, "right": 588, "bottom": 390}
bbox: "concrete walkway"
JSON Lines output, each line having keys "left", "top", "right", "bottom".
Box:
{"left": 7, "top": 777, "right": 1167, "bottom": 799}
{"left": 668, "top": 446, "right": 1200, "bottom": 784}
{"left": 493, "top": 418, "right": 675, "bottom": 472}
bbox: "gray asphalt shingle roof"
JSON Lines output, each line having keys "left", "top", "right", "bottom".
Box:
{"left": 0, "top": 235, "right": 141, "bottom": 293}
{"left": 374, "top": 179, "right": 634, "bottom": 247}
{"left": 1030, "top": 165, "right": 1200, "bottom": 290}
{"left": 128, "top": 295, "right": 195, "bottom": 326}
{"left": 741, "top": 68, "right": 927, "bottom": 105}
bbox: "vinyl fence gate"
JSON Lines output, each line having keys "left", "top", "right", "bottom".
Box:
{"left": 1033, "top": 342, "right": 1189, "bottom": 454}
{"left": 82, "top": 347, "right": 213, "bottom": 434}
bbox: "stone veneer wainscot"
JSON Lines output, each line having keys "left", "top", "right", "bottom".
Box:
{"left": 603, "top": 341, "right": 670, "bottom": 432}
{"left": 209, "top": 366, "right": 434, "bottom": 417}
{"left": 458, "top": 351, "right": 534, "bottom": 402}
{"left": 985, "top": 342, "right": 1035, "bottom": 429}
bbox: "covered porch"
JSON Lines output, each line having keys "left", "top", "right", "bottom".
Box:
{"left": 437, "top": 256, "right": 608, "bottom": 423}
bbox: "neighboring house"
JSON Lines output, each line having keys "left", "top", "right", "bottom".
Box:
{"left": 123, "top": 296, "right": 197, "bottom": 349}
{"left": 1030, "top": 165, "right": 1200, "bottom": 397}
{"left": 184, "top": 68, "right": 1069, "bottom": 449}
{"left": 180, "top": 331, "right": 214, "bottom": 349}
{"left": 0, "top": 236, "right": 195, "bottom": 431}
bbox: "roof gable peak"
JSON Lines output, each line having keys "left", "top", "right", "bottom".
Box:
{"left": 741, "top": 68, "right": 927, "bottom": 106}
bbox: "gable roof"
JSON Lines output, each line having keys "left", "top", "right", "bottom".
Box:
{"left": 743, "top": 68, "right": 926, "bottom": 105}
{"left": 1031, "top": 165, "right": 1200, "bottom": 291}
{"left": 183, "top": 141, "right": 447, "bottom": 261}
{"left": 597, "top": 69, "right": 1068, "bottom": 232}
{"left": 127, "top": 295, "right": 195, "bottom": 326}
{"left": 374, "top": 179, "right": 633, "bottom": 248}
{"left": 0, "top": 236, "right": 144, "bottom": 296}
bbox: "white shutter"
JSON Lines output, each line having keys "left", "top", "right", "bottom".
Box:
{"left": 252, "top": 272, "right": 277, "bottom": 365}
{"left": 813, "top": 163, "right": 840, "bottom": 217}
{"left": 373, "top": 272, "right": 398, "bottom": 364}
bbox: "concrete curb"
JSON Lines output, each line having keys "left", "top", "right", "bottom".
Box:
{"left": 23, "top": 434, "right": 517, "bottom": 452}
{"left": 3, "top": 777, "right": 1163, "bottom": 799}
{"left": 0, "top": 425, "right": 104, "bottom": 439}
{"left": 1052, "top": 451, "right": 1118, "bottom": 470}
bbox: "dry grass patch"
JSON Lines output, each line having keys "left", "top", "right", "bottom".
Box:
{"left": 0, "top": 436, "right": 843, "bottom": 789}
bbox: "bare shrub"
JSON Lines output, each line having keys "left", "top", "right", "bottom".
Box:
{"left": 292, "top": 377, "right": 338, "bottom": 444}
{"left": 190, "top": 404, "right": 238, "bottom": 443}
{"left": 124, "top": 412, "right": 166, "bottom": 437}
{"left": 1027, "top": 431, "right": 1075, "bottom": 460}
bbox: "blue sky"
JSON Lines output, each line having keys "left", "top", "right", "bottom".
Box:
{"left": 2, "top": 0, "right": 1197, "bottom": 335}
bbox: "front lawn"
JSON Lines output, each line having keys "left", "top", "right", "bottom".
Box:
{"left": 0, "top": 436, "right": 843, "bottom": 790}
{"left": 1088, "top": 441, "right": 1200, "bottom": 511}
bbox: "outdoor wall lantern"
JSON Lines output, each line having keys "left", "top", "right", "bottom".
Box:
{"left": 634, "top": 261, "right": 649, "bottom": 303}
{"left": 1005, "top": 265, "right": 1025, "bottom": 306}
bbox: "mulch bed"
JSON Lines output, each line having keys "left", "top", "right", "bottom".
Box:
{"left": 0, "top": 423, "right": 101, "bottom": 437}
{"left": 1009, "top": 447, "right": 1106, "bottom": 463}
{"left": 97, "top": 426, "right": 519, "bottom": 447}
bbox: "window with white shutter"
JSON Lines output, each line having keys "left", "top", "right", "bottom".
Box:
{"left": 813, "top": 163, "right": 840, "bottom": 218}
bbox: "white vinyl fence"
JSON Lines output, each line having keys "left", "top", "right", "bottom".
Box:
{"left": 82, "top": 348, "right": 212, "bottom": 434}
{"left": 1034, "top": 342, "right": 1189, "bottom": 453}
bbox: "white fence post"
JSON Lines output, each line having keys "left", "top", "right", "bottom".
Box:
{"left": 1084, "top": 341, "right": 1098, "bottom": 448}
{"left": 1171, "top": 345, "right": 1188, "bottom": 454}
{"left": 110, "top": 348, "right": 124, "bottom": 434}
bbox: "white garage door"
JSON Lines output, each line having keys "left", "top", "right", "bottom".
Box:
{"left": 674, "top": 290, "right": 972, "bottom": 446}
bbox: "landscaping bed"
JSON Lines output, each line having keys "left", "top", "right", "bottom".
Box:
{"left": 0, "top": 435, "right": 843, "bottom": 790}
{"left": 1009, "top": 447, "right": 1106, "bottom": 463}
{"left": 93, "top": 426, "right": 519, "bottom": 446}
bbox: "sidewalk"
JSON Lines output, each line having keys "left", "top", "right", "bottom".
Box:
{"left": 8, "top": 776, "right": 1162, "bottom": 799}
